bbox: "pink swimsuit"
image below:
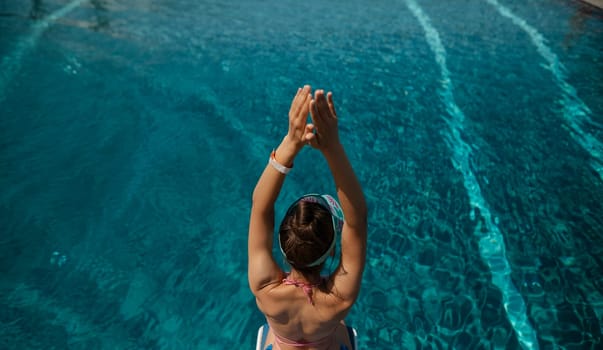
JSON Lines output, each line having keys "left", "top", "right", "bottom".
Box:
{"left": 274, "top": 332, "right": 333, "bottom": 349}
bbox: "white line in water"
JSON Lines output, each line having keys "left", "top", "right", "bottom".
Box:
{"left": 486, "top": 0, "right": 603, "bottom": 328}
{"left": 484, "top": 0, "right": 603, "bottom": 180}
{"left": 403, "top": 0, "right": 539, "bottom": 349}
{"left": 0, "top": 0, "right": 87, "bottom": 102}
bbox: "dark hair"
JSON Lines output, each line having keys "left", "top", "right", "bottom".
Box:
{"left": 279, "top": 201, "right": 335, "bottom": 276}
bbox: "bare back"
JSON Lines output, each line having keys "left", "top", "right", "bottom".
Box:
{"left": 254, "top": 278, "right": 354, "bottom": 350}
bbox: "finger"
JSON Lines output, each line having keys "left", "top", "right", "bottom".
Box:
{"left": 314, "top": 90, "right": 329, "bottom": 118}
{"left": 311, "top": 91, "right": 325, "bottom": 117}
{"left": 300, "top": 88, "right": 312, "bottom": 117}
{"left": 309, "top": 100, "right": 323, "bottom": 128}
{"left": 294, "top": 86, "right": 312, "bottom": 120}
{"left": 327, "top": 92, "right": 337, "bottom": 118}
{"left": 292, "top": 97, "right": 310, "bottom": 131}
{"left": 289, "top": 87, "right": 302, "bottom": 116}
{"left": 316, "top": 90, "right": 331, "bottom": 119}
{"left": 293, "top": 87, "right": 302, "bottom": 103}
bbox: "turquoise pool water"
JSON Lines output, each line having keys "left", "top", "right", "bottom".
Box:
{"left": 1, "top": 0, "right": 602, "bottom": 348}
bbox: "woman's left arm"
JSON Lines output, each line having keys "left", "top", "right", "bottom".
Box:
{"left": 248, "top": 85, "right": 313, "bottom": 294}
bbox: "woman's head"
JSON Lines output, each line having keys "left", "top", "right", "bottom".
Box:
{"left": 278, "top": 194, "right": 344, "bottom": 275}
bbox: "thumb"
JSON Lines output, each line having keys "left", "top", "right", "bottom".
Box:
{"left": 304, "top": 124, "right": 318, "bottom": 148}
{"left": 306, "top": 133, "right": 319, "bottom": 148}
{"left": 305, "top": 123, "right": 315, "bottom": 134}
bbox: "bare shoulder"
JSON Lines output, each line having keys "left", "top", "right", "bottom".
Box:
{"left": 324, "top": 275, "right": 355, "bottom": 320}
{"left": 254, "top": 280, "right": 292, "bottom": 318}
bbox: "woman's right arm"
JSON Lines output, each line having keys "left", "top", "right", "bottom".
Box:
{"left": 308, "top": 90, "right": 367, "bottom": 303}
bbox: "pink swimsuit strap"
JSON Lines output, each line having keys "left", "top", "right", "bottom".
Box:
{"left": 274, "top": 332, "right": 333, "bottom": 348}
{"left": 282, "top": 276, "right": 319, "bottom": 305}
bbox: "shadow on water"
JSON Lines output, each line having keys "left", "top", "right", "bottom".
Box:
{"left": 29, "top": 0, "right": 44, "bottom": 19}
{"left": 0, "top": 0, "right": 48, "bottom": 20}
{"left": 89, "top": 0, "right": 110, "bottom": 31}
{"left": 563, "top": 1, "right": 603, "bottom": 49}
{"left": 0, "top": 0, "right": 111, "bottom": 30}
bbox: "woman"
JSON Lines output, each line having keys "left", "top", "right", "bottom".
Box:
{"left": 248, "top": 85, "right": 367, "bottom": 350}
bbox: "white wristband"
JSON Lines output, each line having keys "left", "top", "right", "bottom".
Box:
{"left": 269, "top": 150, "right": 292, "bottom": 174}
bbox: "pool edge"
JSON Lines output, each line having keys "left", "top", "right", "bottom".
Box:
{"left": 579, "top": 0, "right": 603, "bottom": 10}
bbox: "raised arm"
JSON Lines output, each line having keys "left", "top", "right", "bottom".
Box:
{"left": 248, "top": 85, "right": 314, "bottom": 294}
{"left": 307, "top": 90, "right": 367, "bottom": 302}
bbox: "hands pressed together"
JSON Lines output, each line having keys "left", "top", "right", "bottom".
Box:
{"left": 284, "top": 85, "right": 340, "bottom": 156}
